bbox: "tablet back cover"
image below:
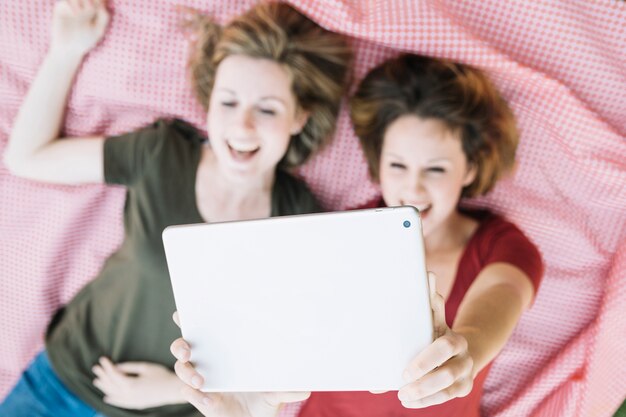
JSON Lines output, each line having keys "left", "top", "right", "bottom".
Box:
{"left": 163, "top": 206, "right": 433, "bottom": 392}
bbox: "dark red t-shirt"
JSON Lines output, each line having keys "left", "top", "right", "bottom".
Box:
{"left": 299, "top": 208, "right": 543, "bottom": 417}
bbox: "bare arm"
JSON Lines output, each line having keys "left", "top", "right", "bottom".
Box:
{"left": 398, "top": 267, "right": 534, "bottom": 408}
{"left": 452, "top": 263, "right": 534, "bottom": 377}
{"left": 3, "top": 0, "right": 109, "bottom": 184}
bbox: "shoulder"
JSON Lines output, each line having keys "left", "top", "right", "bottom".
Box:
{"left": 273, "top": 170, "right": 322, "bottom": 215}
{"left": 103, "top": 118, "right": 206, "bottom": 186}
{"left": 106, "top": 118, "right": 206, "bottom": 149}
{"left": 473, "top": 212, "right": 533, "bottom": 249}
{"left": 467, "top": 210, "right": 544, "bottom": 291}
{"left": 146, "top": 118, "right": 206, "bottom": 150}
{"left": 163, "top": 119, "right": 207, "bottom": 145}
{"left": 105, "top": 118, "right": 207, "bottom": 163}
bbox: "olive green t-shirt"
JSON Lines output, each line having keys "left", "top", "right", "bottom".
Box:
{"left": 46, "top": 119, "right": 321, "bottom": 417}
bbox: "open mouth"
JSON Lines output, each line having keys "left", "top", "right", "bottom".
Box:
{"left": 227, "top": 142, "right": 260, "bottom": 162}
{"left": 405, "top": 202, "right": 432, "bottom": 217}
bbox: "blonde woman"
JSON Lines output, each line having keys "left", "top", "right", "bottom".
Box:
{"left": 1, "top": 1, "right": 351, "bottom": 416}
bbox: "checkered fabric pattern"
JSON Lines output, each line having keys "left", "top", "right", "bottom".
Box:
{"left": 0, "top": 1, "right": 624, "bottom": 416}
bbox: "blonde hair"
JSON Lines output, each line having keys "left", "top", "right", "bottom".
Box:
{"left": 351, "top": 54, "right": 518, "bottom": 197}
{"left": 187, "top": 2, "right": 352, "bottom": 168}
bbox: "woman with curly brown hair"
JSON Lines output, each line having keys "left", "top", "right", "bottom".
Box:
{"left": 298, "top": 54, "right": 544, "bottom": 417}
{"left": 1, "top": 1, "right": 351, "bottom": 416}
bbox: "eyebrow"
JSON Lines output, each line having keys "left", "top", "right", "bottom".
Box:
{"left": 385, "top": 152, "right": 453, "bottom": 164}
{"left": 426, "top": 158, "right": 453, "bottom": 164}
{"left": 215, "top": 88, "right": 287, "bottom": 105}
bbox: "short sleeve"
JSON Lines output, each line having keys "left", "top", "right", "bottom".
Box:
{"left": 103, "top": 120, "right": 168, "bottom": 186}
{"left": 480, "top": 219, "right": 544, "bottom": 295}
{"left": 272, "top": 170, "right": 323, "bottom": 216}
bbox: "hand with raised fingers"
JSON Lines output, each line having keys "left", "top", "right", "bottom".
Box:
{"left": 51, "top": 0, "right": 110, "bottom": 57}
{"left": 92, "top": 357, "right": 186, "bottom": 409}
{"left": 170, "top": 311, "right": 310, "bottom": 417}
{"left": 397, "top": 272, "right": 475, "bottom": 408}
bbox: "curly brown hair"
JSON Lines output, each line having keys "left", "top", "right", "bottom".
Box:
{"left": 350, "top": 54, "right": 518, "bottom": 197}
{"left": 186, "top": 2, "right": 352, "bottom": 168}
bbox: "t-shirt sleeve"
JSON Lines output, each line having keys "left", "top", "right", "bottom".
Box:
{"left": 273, "top": 170, "right": 323, "bottom": 215}
{"left": 481, "top": 220, "right": 544, "bottom": 296}
{"left": 103, "top": 120, "right": 167, "bottom": 186}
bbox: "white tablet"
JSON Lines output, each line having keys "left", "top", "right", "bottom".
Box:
{"left": 163, "top": 206, "right": 433, "bottom": 392}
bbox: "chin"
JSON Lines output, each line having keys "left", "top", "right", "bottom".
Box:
{"left": 223, "top": 165, "right": 260, "bottom": 180}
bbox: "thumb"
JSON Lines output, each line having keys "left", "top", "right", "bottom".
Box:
{"left": 173, "top": 311, "right": 181, "bottom": 328}
{"left": 94, "top": 7, "right": 110, "bottom": 35}
{"left": 428, "top": 271, "right": 447, "bottom": 337}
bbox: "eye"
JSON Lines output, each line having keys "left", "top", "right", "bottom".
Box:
{"left": 221, "top": 101, "right": 236, "bottom": 108}
{"left": 389, "top": 162, "right": 406, "bottom": 170}
{"left": 426, "top": 167, "right": 446, "bottom": 174}
{"left": 258, "top": 107, "right": 276, "bottom": 116}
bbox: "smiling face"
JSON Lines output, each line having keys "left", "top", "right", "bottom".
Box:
{"left": 207, "top": 55, "right": 308, "bottom": 182}
{"left": 379, "top": 115, "right": 477, "bottom": 239}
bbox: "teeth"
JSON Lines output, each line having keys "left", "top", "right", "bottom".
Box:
{"left": 405, "top": 202, "right": 431, "bottom": 212}
{"left": 228, "top": 142, "right": 259, "bottom": 153}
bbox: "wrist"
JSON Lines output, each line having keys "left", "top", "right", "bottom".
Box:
{"left": 47, "top": 44, "right": 87, "bottom": 66}
{"left": 167, "top": 373, "right": 190, "bottom": 405}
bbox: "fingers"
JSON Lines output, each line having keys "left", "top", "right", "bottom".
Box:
{"left": 180, "top": 385, "right": 214, "bottom": 414}
{"left": 171, "top": 337, "right": 198, "bottom": 388}
{"left": 428, "top": 271, "right": 437, "bottom": 299}
{"left": 403, "top": 333, "right": 468, "bottom": 382}
{"left": 174, "top": 358, "right": 204, "bottom": 390}
{"left": 60, "top": 0, "right": 106, "bottom": 20}
{"left": 399, "top": 353, "right": 473, "bottom": 402}
{"left": 399, "top": 376, "right": 473, "bottom": 409}
{"left": 369, "top": 390, "right": 389, "bottom": 394}
{"left": 98, "top": 357, "right": 127, "bottom": 385}
{"left": 114, "top": 362, "right": 149, "bottom": 375}
{"left": 92, "top": 364, "right": 115, "bottom": 393}
{"left": 92, "top": 376, "right": 106, "bottom": 393}
{"left": 95, "top": 5, "right": 110, "bottom": 29}
{"left": 67, "top": 0, "right": 83, "bottom": 13}
{"left": 262, "top": 391, "right": 311, "bottom": 406}
{"left": 170, "top": 338, "right": 191, "bottom": 361}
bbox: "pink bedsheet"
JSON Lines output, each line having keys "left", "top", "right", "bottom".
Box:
{"left": 1, "top": 1, "right": 624, "bottom": 416}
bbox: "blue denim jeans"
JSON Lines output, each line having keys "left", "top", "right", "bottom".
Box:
{"left": 0, "top": 351, "right": 106, "bottom": 417}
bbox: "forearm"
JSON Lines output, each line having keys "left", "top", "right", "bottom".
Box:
{"left": 5, "top": 48, "right": 84, "bottom": 165}
{"left": 452, "top": 283, "right": 526, "bottom": 377}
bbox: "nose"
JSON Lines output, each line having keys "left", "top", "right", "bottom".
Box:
{"left": 402, "top": 175, "right": 429, "bottom": 204}
{"left": 408, "top": 173, "right": 427, "bottom": 194}
{"left": 233, "top": 106, "right": 255, "bottom": 132}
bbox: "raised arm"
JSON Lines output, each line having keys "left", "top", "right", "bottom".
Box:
{"left": 398, "top": 267, "right": 534, "bottom": 408}
{"left": 3, "top": 0, "right": 110, "bottom": 184}
{"left": 448, "top": 263, "right": 534, "bottom": 376}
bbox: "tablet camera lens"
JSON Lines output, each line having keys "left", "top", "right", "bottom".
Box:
{"left": 403, "top": 220, "right": 411, "bottom": 228}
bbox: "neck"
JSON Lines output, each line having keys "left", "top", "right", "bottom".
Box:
{"left": 218, "top": 170, "right": 274, "bottom": 200}
{"left": 424, "top": 210, "right": 471, "bottom": 254}
{"left": 203, "top": 148, "right": 276, "bottom": 208}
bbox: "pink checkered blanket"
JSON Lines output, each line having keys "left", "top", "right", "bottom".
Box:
{"left": 1, "top": 1, "right": 624, "bottom": 416}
